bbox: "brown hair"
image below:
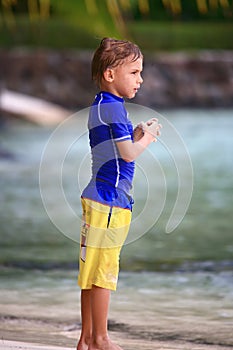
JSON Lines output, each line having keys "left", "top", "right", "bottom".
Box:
{"left": 91, "top": 37, "right": 143, "bottom": 86}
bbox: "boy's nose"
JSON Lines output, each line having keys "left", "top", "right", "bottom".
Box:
{"left": 139, "top": 74, "right": 143, "bottom": 84}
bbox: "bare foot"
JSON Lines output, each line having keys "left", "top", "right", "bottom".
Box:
{"left": 88, "top": 336, "right": 123, "bottom": 350}
{"left": 77, "top": 341, "right": 88, "bottom": 350}
{"left": 77, "top": 337, "right": 91, "bottom": 350}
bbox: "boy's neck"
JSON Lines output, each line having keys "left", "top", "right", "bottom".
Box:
{"left": 99, "top": 90, "right": 124, "bottom": 101}
{"left": 99, "top": 83, "right": 123, "bottom": 99}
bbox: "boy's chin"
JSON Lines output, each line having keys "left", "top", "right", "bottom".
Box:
{"left": 126, "top": 92, "right": 136, "bottom": 99}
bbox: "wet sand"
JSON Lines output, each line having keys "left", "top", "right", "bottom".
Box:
{"left": 0, "top": 340, "right": 71, "bottom": 350}
{"left": 0, "top": 315, "right": 232, "bottom": 350}
{"left": 0, "top": 270, "right": 232, "bottom": 350}
{"left": 1, "top": 338, "right": 233, "bottom": 350}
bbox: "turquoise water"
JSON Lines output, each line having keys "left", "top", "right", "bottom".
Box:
{"left": 1, "top": 268, "right": 233, "bottom": 322}
{"left": 0, "top": 108, "right": 233, "bottom": 270}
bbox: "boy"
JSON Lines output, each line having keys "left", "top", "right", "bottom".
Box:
{"left": 77, "top": 38, "right": 162, "bottom": 350}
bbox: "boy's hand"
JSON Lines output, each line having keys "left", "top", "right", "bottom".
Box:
{"left": 142, "top": 119, "right": 162, "bottom": 142}
{"left": 134, "top": 118, "right": 162, "bottom": 142}
{"left": 146, "top": 118, "right": 159, "bottom": 126}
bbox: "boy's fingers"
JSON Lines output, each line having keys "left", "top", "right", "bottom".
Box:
{"left": 146, "top": 118, "right": 158, "bottom": 126}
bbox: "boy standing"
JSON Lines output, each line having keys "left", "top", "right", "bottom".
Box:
{"left": 77, "top": 38, "right": 161, "bottom": 350}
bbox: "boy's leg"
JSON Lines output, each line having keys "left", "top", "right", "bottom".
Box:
{"left": 77, "top": 289, "right": 92, "bottom": 350}
{"left": 90, "top": 285, "right": 109, "bottom": 341}
{"left": 89, "top": 285, "right": 123, "bottom": 350}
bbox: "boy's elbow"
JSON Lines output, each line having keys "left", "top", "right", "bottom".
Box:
{"left": 120, "top": 150, "right": 136, "bottom": 162}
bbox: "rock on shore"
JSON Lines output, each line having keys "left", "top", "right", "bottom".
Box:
{"left": 0, "top": 49, "right": 232, "bottom": 109}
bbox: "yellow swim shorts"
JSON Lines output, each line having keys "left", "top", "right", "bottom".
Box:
{"left": 78, "top": 197, "right": 132, "bottom": 291}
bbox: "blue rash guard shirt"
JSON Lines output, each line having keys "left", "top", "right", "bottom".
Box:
{"left": 82, "top": 91, "right": 135, "bottom": 209}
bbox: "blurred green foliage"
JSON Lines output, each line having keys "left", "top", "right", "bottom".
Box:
{"left": 130, "top": 21, "right": 233, "bottom": 51}
{"left": 0, "top": 0, "right": 232, "bottom": 50}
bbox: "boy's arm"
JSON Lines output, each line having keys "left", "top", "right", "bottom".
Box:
{"left": 116, "top": 134, "right": 153, "bottom": 162}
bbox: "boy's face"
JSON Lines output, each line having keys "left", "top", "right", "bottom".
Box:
{"left": 102, "top": 55, "right": 143, "bottom": 99}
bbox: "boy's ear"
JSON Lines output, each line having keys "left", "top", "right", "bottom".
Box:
{"left": 103, "top": 68, "right": 114, "bottom": 82}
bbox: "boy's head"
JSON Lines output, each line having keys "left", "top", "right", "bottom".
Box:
{"left": 92, "top": 37, "right": 143, "bottom": 87}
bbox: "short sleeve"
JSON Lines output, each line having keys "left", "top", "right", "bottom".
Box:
{"left": 100, "top": 101, "right": 132, "bottom": 142}
{"left": 110, "top": 121, "right": 132, "bottom": 142}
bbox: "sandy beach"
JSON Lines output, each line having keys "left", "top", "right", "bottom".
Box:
{"left": 1, "top": 268, "right": 233, "bottom": 350}
{"left": 1, "top": 339, "right": 233, "bottom": 350}
{"left": 1, "top": 309, "right": 232, "bottom": 350}
{"left": 1, "top": 329, "right": 233, "bottom": 350}
{"left": 0, "top": 340, "right": 71, "bottom": 350}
